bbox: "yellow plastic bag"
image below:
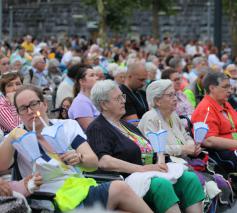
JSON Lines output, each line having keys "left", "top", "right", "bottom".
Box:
{"left": 54, "top": 176, "right": 97, "bottom": 212}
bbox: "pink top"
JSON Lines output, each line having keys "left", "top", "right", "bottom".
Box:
{"left": 0, "top": 95, "right": 21, "bottom": 133}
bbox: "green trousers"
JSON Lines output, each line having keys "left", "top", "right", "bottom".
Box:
{"left": 143, "top": 171, "right": 205, "bottom": 213}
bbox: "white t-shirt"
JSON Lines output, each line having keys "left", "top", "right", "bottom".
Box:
{"left": 15, "top": 119, "right": 86, "bottom": 193}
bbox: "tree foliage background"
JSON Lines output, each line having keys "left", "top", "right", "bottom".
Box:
{"left": 223, "top": 0, "right": 237, "bottom": 57}
{"left": 81, "top": 0, "right": 173, "bottom": 46}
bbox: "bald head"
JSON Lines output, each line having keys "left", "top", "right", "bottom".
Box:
{"left": 127, "top": 62, "right": 145, "bottom": 74}
{"left": 126, "top": 62, "right": 147, "bottom": 90}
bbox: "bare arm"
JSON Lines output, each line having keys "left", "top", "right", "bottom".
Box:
{"left": 76, "top": 142, "right": 98, "bottom": 171}
{"left": 76, "top": 117, "right": 94, "bottom": 131}
{"left": 204, "top": 136, "right": 237, "bottom": 149}
{"left": 0, "top": 135, "right": 14, "bottom": 171}
{"left": 61, "top": 142, "right": 98, "bottom": 172}
{"left": 99, "top": 155, "right": 168, "bottom": 174}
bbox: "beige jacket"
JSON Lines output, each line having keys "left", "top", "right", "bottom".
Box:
{"left": 138, "top": 108, "right": 194, "bottom": 156}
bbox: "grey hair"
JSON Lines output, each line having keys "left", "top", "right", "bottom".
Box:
{"left": 48, "top": 58, "right": 60, "bottom": 69}
{"left": 70, "top": 56, "right": 81, "bottom": 66}
{"left": 31, "top": 55, "right": 45, "bottom": 67}
{"left": 107, "top": 63, "right": 119, "bottom": 75}
{"left": 192, "top": 57, "right": 205, "bottom": 66}
{"left": 145, "top": 62, "right": 157, "bottom": 73}
{"left": 169, "top": 57, "right": 182, "bottom": 69}
{"left": 91, "top": 79, "right": 118, "bottom": 112}
{"left": 112, "top": 66, "right": 127, "bottom": 77}
{"left": 146, "top": 79, "right": 173, "bottom": 108}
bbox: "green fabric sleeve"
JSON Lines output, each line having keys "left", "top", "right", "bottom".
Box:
{"left": 183, "top": 89, "right": 196, "bottom": 108}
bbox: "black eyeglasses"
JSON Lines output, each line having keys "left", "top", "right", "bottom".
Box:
{"left": 17, "top": 100, "right": 41, "bottom": 115}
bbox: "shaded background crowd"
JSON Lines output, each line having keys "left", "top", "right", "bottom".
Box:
{"left": 0, "top": 34, "right": 235, "bottom": 136}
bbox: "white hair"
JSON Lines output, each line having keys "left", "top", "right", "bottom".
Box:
{"left": 146, "top": 79, "right": 173, "bottom": 108}
{"left": 91, "top": 80, "right": 118, "bottom": 112}
{"left": 112, "top": 66, "right": 127, "bottom": 77}
{"left": 48, "top": 58, "right": 60, "bottom": 69}
{"left": 192, "top": 57, "right": 205, "bottom": 66}
{"left": 70, "top": 56, "right": 81, "bottom": 66}
{"left": 145, "top": 62, "right": 157, "bottom": 73}
{"left": 107, "top": 63, "right": 119, "bottom": 75}
{"left": 31, "top": 55, "right": 45, "bottom": 67}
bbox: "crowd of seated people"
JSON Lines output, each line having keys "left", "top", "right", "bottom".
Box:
{"left": 0, "top": 85, "right": 152, "bottom": 212}
{"left": 1, "top": 34, "right": 237, "bottom": 212}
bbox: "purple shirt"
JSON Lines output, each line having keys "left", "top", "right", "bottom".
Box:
{"left": 68, "top": 92, "right": 99, "bottom": 120}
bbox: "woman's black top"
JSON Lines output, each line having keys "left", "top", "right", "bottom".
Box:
{"left": 86, "top": 114, "right": 146, "bottom": 177}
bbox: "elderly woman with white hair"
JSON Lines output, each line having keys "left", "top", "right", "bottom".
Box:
{"left": 139, "top": 79, "right": 201, "bottom": 157}
{"left": 145, "top": 62, "right": 157, "bottom": 85}
{"left": 93, "top": 66, "right": 105, "bottom": 80}
{"left": 111, "top": 66, "right": 126, "bottom": 85}
{"left": 138, "top": 80, "right": 234, "bottom": 210}
{"left": 107, "top": 63, "right": 119, "bottom": 76}
{"left": 86, "top": 79, "right": 204, "bottom": 213}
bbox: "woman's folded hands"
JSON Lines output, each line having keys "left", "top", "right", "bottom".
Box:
{"left": 182, "top": 144, "right": 202, "bottom": 156}
{"left": 142, "top": 163, "right": 168, "bottom": 173}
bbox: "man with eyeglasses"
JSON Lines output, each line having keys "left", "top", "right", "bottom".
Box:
{"left": 192, "top": 72, "right": 237, "bottom": 173}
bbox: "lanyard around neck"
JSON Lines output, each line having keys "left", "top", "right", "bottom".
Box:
{"left": 227, "top": 111, "right": 236, "bottom": 130}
